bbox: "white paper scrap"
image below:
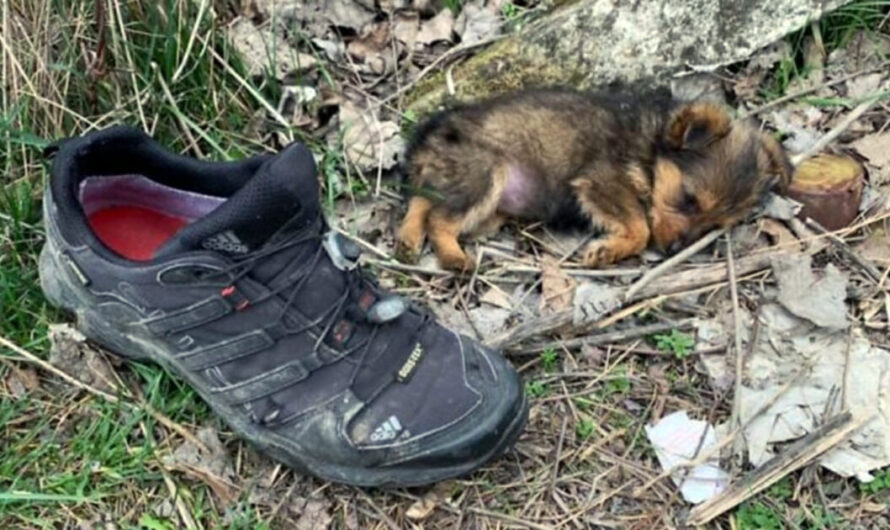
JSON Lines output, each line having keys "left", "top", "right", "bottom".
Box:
{"left": 645, "top": 410, "right": 729, "bottom": 504}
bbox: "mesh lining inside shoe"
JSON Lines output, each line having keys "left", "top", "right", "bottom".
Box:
{"left": 79, "top": 175, "right": 225, "bottom": 260}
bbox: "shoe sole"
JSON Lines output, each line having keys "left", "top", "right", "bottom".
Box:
{"left": 39, "top": 240, "right": 529, "bottom": 487}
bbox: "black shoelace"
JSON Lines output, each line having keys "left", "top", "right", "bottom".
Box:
{"left": 195, "top": 215, "right": 432, "bottom": 371}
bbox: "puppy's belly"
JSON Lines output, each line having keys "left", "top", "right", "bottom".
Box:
{"left": 497, "top": 165, "right": 590, "bottom": 229}
{"left": 497, "top": 165, "right": 539, "bottom": 217}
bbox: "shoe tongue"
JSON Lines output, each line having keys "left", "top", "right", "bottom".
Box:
{"left": 154, "top": 143, "right": 318, "bottom": 259}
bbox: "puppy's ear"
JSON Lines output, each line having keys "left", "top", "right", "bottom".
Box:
{"left": 666, "top": 102, "right": 731, "bottom": 150}
{"left": 760, "top": 132, "right": 794, "bottom": 192}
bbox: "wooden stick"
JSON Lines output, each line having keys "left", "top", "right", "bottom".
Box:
{"left": 686, "top": 411, "right": 867, "bottom": 526}
{"left": 804, "top": 217, "right": 882, "bottom": 283}
{"left": 790, "top": 95, "right": 884, "bottom": 166}
{"left": 515, "top": 319, "right": 697, "bottom": 354}
{"left": 742, "top": 60, "right": 890, "bottom": 118}
{"left": 625, "top": 228, "right": 726, "bottom": 301}
{"left": 489, "top": 251, "right": 784, "bottom": 350}
{"left": 489, "top": 218, "right": 850, "bottom": 350}
{"left": 726, "top": 232, "right": 746, "bottom": 459}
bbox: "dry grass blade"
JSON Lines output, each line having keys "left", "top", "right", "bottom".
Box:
{"left": 0, "top": 334, "right": 208, "bottom": 453}
{"left": 726, "top": 232, "right": 746, "bottom": 459}
{"left": 790, "top": 94, "right": 885, "bottom": 166}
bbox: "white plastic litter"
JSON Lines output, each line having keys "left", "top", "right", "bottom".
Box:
{"left": 645, "top": 411, "right": 730, "bottom": 504}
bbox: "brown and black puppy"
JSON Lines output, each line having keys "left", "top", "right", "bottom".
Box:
{"left": 395, "top": 87, "right": 793, "bottom": 271}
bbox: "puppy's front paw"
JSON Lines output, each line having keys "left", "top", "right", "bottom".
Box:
{"left": 581, "top": 240, "right": 620, "bottom": 268}
{"left": 395, "top": 238, "right": 422, "bottom": 264}
{"left": 438, "top": 250, "right": 477, "bottom": 273}
{"left": 395, "top": 226, "right": 424, "bottom": 264}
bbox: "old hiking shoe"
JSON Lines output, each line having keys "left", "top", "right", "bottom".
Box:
{"left": 39, "top": 126, "right": 528, "bottom": 487}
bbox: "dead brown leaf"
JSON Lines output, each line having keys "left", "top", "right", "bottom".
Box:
{"left": 827, "top": 30, "right": 890, "bottom": 75}
{"left": 405, "top": 483, "right": 450, "bottom": 520}
{"left": 347, "top": 21, "right": 391, "bottom": 60}
{"left": 227, "top": 18, "right": 316, "bottom": 78}
{"left": 323, "top": 0, "right": 376, "bottom": 31}
{"left": 851, "top": 132, "right": 890, "bottom": 169}
{"left": 165, "top": 426, "right": 239, "bottom": 505}
{"left": 339, "top": 100, "right": 404, "bottom": 172}
{"left": 771, "top": 254, "right": 849, "bottom": 330}
{"left": 846, "top": 72, "right": 884, "bottom": 99}
{"left": 735, "top": 41, "right": 791, "bottom": 100}
{"left": 48, "top": 324, "right": 118, "bottom": 393}
{"left": 4, "top": 366, "right": 39, "bottom": 398}
{"left": 480, "top": 286, "right": 513, "bottom": 310}
{"left": 289, "top": 496, "right": 333, "bottom": 530}
{"left": 392, "top": 12, "right": 421, "bottom": 48}
{"left": 856, "top": 226, "right": 890, "bottom": 264}
{"left": 417, "top": 8, "right": 455, "bottom": 46}
{"left": 733, "top": 70, "right": 767, "bottom": 101}
{"left": 347, "top": 21, "right": 396, "bottom": 75}
{"left": 581, "top": 343, "right": 605, "bottom": 365}
{"left": 539, "top": 255, "right": 575, "bottom": 315}
{"left": 334, "top": 197, "right": 397, "bottom": 245}
{"left": 379, "top": 0, "right": 412, "bottom": 13}
{"left": 758, "top": 218, "right": 801, "bottom": 252}
{"left": 454, "top": 0, "right": 501, "bottom": 46}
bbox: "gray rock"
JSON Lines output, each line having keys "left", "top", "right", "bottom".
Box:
{"left": 407, "top": 0, "right": 851, "bottom": 111}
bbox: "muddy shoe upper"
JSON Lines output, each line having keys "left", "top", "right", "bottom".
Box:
{"left": 39, "top": 125, "right": 527, "bottom": 486}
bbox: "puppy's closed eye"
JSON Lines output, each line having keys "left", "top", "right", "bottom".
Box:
{"left": 678, "top": 191, "right": 700, "bottom": 214}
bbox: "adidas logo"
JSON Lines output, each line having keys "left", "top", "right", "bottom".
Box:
{"left": 202, "top": 230, "right": 249, "bottom": 254}
{"left": 369, "top": 415, "right": 402, "bottom": 443}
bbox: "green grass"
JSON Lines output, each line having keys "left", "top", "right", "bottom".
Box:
{"left": 859, "top": 466, "right": 890, "bottom": 494}
{"left": 601, "top": 365, "right": 630, "bottom": 397}
{"left": 759, "top": 1, "right": 890, "bottom": 100}
{"left": 736, "top": 500, "right": 785, "bottom": 530}
{"left": 524, "top": 380, "right": 549, "bottom": 398}
{"left": 733, "top": 478, "right": 846, "bottom": 529}
{"left": 0, "top": 0, "right": 292, "bottom": 526}
{"left": 651, "top": 329, "right": 695, "bottom": 359}
{"left": 539, "top": 347, "right": 559, "bottom": 372}
{"left": 574, "top": 417, "right": 595, "bottom": 440}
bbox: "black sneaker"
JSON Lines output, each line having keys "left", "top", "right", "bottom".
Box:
{"left": 38, "top": 126, "right": 527, "bottom": 487}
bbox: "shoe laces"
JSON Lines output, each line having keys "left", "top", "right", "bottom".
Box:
{"left": 195, "top": 215, "right": 431, "bottom": 367}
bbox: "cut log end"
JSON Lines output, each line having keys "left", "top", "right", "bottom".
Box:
{"left": 787, "top": 153, "right": 865, "bottom": 231}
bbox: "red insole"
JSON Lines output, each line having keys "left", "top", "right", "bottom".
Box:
{"left": 87, "top": 206, "right": 188, "bottom": 261}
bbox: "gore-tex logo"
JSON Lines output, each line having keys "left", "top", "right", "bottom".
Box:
{"left": 202, "top": 230, "right": 248, "bottom": 254}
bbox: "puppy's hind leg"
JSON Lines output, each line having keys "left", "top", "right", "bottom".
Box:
{"left": 395, "top": 196, "right": 433, "bottom": 263}
{"left": 428, "top": 163, "right": 509, "bottom": 272}
{"left": 428, "top": 207, "right": 476, "bottom": 272}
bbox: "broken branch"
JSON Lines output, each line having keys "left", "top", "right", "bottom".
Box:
{"left": 515, "top": 319, "right": 698, "bottom": 355}
{"left": 687, "top": 411, "right": 867, "bottom": 526}
{"left": 624, "top": 228, "right": 726, "bottom": 301}
{"left": 790, "top": 95, "right": 885, "bottom": 166}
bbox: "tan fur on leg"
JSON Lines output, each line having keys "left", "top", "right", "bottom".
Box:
{"left": 428, "top": 209, "right": 475, "bottom": 272}
{"left": 395, "top": 196, "right": 432, "bottom": 263}
{"left": 572, "top": 173, "right": 651, "bottom": 267}
{"left": 470, "top": 213, "right": 506, "bottom": 238}
{"left": 580, "top": 214, "right": 649, "bottom": 267}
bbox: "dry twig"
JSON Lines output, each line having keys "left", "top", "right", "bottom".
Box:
{"left": 687, "top": 411, "right": 867, "bottom": 526}
{"left": 791, "top": 95, "right": 885, "bottom": 165}
{"left": 625, "top": 227, "right": 726, "bottom": 301}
